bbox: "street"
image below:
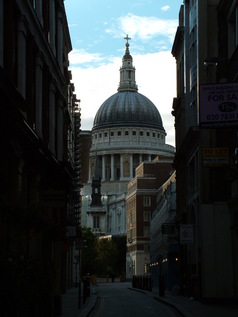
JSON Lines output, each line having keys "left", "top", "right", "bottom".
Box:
{"left": 88, "top": 283, "right": 183, "bottom": 317}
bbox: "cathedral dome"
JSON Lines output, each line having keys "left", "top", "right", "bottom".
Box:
{"left": 92, "top": 35, "right": 165, "bottom": 133}
{"left": 93, "top": 90, "right": 164, "bottom": 131}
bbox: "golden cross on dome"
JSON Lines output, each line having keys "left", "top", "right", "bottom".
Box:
{"left": 124, "top": 34, "right": 131, "bottom": 44}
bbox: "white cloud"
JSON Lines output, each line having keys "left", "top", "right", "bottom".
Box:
{"left": 69, "top": 50, "right": 176, "bottom": 146}
{"left": 69, "top": 49, "right": 105, "bottom": 65}
{"left": 161, "top": 5, "right": 170, "bottom": 11}
{"left": 106, "top": 13, "right": 177, "bottom": 43}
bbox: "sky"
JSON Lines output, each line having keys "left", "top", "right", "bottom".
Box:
{"left": 64, "top": 1, "right": 183, "bottom": 147}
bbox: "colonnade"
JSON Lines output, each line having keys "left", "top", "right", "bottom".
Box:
{"left": 88, "top": 153, "right": 152, "bottom": 182}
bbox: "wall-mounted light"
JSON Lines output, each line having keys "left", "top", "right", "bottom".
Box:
{"left": 204, "top": 57, "right": 229, "bottom": 67}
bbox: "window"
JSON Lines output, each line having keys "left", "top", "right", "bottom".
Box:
{"left": 117, "top": 131, "right": 121, "bottom": 136}
{"left": 125, "top": 131, "right": 129, "bottom": 136}
{"left": 143, "top": 196, "right": 151, "bottom": 207}
{"left": 110, "top": 131, "right": 114, "bottom": 137}
{"left": 99, "top": 133, "right": 102, "bottom": 138}
{"left": 147, "top": 132, "right": 150, "bottom": 137}
{"left": 143, "top": 211, "right": 151, "bottom": 221}
{"left": 93, "top": 216, "right": 100, "bottom": 229}
{"left": 140, "top": 131, "right": 143, "bottom": 136}
{"left": 104, "top": 132, "right": 107, "bottom": 137}
{"left": 143, "top": 226, "right": 150, "bottom": 236}
{"left": 144, "top": 244, "right": 150, "bottom": 252}
{"left": 144, "top": 263, "right": 150, "bottom": 274}
{"left": 95, "top": 134, "right": 97, "bottom": 139}
{"left": 152, "top": 132, "right": 155, "bottom": 137}
{"left": 228, "top": 6, "right": 238, "bottom": 56}
{"left": 132, "top": 131, "right": 136, "bottom": 136}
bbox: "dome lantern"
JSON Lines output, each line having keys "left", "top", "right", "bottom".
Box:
{"left": 118, "top": 35, "right": 138, "bottom": 92}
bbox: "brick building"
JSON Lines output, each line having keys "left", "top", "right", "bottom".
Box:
{"left": 126, "top": 158, "right": 174, "bottom": 278}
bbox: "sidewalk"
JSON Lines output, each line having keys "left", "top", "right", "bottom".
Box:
{"left": 61, "top": 284, "right": 97, "bottom": 317}
{"left": 149, "top": 289, "right": 238, "bottom": 317}
{"left": 128, "top": 286, "right": 238, "bottom": 317}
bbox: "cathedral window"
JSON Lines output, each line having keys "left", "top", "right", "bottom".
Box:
{"left": 152, "top": 132, "right": 155, "bottom": 137}
{"left": 147, "top": 132, "right": 150, "bottom": 136}
{"left": 104, "top": 132, "right": 107, "bottom": 137}
{"left": 117, "top": 131, "right": 121, "bottom": 136}
{"left": 125, "top": 131, "right": 129, "bottom": 136}
{"left": 110, "top": 131, "right": 114, "bottom": 137}
{"left": 93, "top": 216, "right": 100, "bottom": 229}
{"left": 132, "top": 131, "right": 136, "bottom": 136}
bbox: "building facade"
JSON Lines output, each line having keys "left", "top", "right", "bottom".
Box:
{"left": 0, "top": 1, "right": 81, "bottom": 315}
{"left": 172, "top": 0, "right": 238, "bottom": 302}
{"left": 126, "top": 159, "right": 174, "bottom": 279}
{"left": 150, "top": 174, "right": 179, "bottom": 292}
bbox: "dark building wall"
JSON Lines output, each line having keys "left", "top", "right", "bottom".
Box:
{"left": 0, "top": 1, "right": 80, "bottom": 316}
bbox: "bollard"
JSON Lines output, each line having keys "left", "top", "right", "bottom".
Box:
{"left": 159, "top": 276, "right": 165, "bottom": 297}
{"left": 86, "top": 275, "right": 90, "bottom": 297}
{"left": 83, "top": 277, "right": 87, "bottom": 304}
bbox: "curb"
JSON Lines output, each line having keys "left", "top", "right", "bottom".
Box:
{"left": 154, "top": 297, "right": 186, "bottom": 317}
{"left": 128, "top": 287, "right": 186, "bottom": 317}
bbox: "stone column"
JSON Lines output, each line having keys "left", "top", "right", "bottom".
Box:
{"left": 49, "top": 80, "right": 56, "bottom": 155}
{"left": 0, "top": 0, "right": 3, "bottom": 67}
{"left": 130, "top": 154, "right": 133, "bottom": 179}
{"left": 110, "top": 154, "right": 114, "bottom": 181}
{"left": 49, "top": 0, "right": 56, "bottom": 54}
{"left": 35, "top": 53, "right": 43, "bottom": 138}
{"left": 18, "top": 15, "right": 28, "bottom": 98}
{"left": 120, "top": 155, "right": 123, "bottom": 180}
{"left": 102, "top": 155, "right": 105, "bottom": 181}
{"left": 88, "top": 158, "right": 92, "bottom": 182}
{"left": 57, "top": 99, "right": 64, "bottom": 160}
{"left": 57, "top": 10, "right": 63, "bottom": 72}
{"left": 35, "top": 0, "right": 43, "bottom": 25}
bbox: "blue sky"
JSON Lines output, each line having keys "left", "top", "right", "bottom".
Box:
{"left": 65, "top": 1, "right": 183, "bottom": 146}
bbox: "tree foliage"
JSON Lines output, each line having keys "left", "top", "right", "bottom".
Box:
{"left": 81, "top": 226, "right": 98, "bottom": 276}
{"left": 81, "top": 227, "right": 126, "bottom": 278}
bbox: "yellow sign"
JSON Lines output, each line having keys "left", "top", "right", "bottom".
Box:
{"left": 203, "top": 147, "right": 229, "bottom": 167}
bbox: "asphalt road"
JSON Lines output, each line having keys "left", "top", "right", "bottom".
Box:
{"left": 88, "top": 283, "right": 183, "bottom": 317}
